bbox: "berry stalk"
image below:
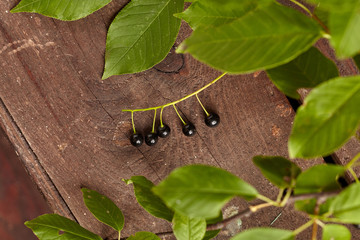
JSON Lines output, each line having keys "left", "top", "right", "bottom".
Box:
{"left": 160, "top": 107, "right": 165, "bottom": 127}
{"left": 173, "top": 104, "right": 186, "bottom": 125}
{"left": 196, "top": 94, "right": 210, "bottom": 117}
{"left": 122, "top": 72, "right": 227, "bottom": 113}
{"left": 131, "top": 111, "right": 136, "bottom": 134}
{"left": 152, "top": 109, "right": 157, "bottom": 133}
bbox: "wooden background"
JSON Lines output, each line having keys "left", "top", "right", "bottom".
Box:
{"left": 0, "top": 127, "right": 49, "bottom": 240}
{"left": 0, "top": 0, "right": 359, "bottom": 239}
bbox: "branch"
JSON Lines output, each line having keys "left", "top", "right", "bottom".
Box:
{"left": 207, "top": 190, "right": 340, "bottom": 231}
{"left": 116, "top": 190, "right": 341, "bottom": 239}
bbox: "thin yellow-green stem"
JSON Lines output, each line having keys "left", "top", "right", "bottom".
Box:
{"left": 118, "top": 231, "right": 121, "bottom": 240}
{"left": 280, "top": 187, "right": 293, "bottom": 206}
{"left": 257, "top": 194, "right": 278, "bottom": 206}
{"left": 173, "top": 104, "right": 186, "bottom": 125}
{"left": 315, "top": 219, "right": 325, "bottom": 228}
{"left": 196, "top": 94, "right": 209, "bottom": 116}
{"left": 289, "top": 0, "right": 312, "bottom": 16}
{"left": 293, "top": 220, "right": 314, "bottom": 236}
{"left": 249, "top": 202, "right": 274, "bottom": 212}
{"left": 349, "top": 168, "right": 360, "bottom": 183}
{"left": 354, "top": 162, "right": 360, "bottom": 168}
{"left": 345, "top": 152, "right": 360, "bottom": 169}
{"left": 356, "top": 130, "right": 360, "bottom": 142}
{"left": 122, "top": 72, "right": 227, "bottom": 113}
{"left": 160, "top": 107, "right": 164, "bottom": 127}
{"left": 131, "top": 111, "right": 136, "bottom": 134}
{"left": 276, "top": 188, "right": 285, "bottom": 203}
{"left": 152, "top": 109, "right": 157, "bottom": 133}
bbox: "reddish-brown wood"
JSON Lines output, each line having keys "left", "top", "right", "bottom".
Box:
{"left": 0, "top": 128, "right": 50, "bottom": 240}
{"left": 0, "top": 1, "right": 359, "bottom": 240}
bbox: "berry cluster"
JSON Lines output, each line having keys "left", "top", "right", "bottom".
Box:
{"left": 123, "top": 73, "right": 226, "bottom": 147}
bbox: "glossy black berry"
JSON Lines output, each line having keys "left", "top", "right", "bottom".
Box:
{"left": 145, "top": 132, "right": 158, "bottom": 146}
{"left": 130, "top": 133, "right": 143, "bottom": 147}
{"left": 205, "top": 113, "right": 220, "bottom": 127}
{"left": 182, "top": 122, "right": 196, "bottom": 137}
{"left": 157, "top": 124, "right": 171, "bottom": 138}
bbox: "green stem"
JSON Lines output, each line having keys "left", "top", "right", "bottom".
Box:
{"left": 353, "top": 162, "right": 360, "bottom": 168}
{"left": 315, "top": 219, "right": 325, "bottom": 228}
{"left": 356, "top": 130, "right": 360, "bottom": 142}
{"left": 293, "top": 220, "right": 314, "bottom": 236}
{"left": 349, "top": 168, "right": 359, "bottom": 183}
{"left": 276, "top": 188, "right": 285, "bottom": 203}
{"left": 280, "top": 187, "right": 293, "bottom": 206}
{"left": 122, "top": 73, "right": 227, "bottom": 113}
{"left": 131, "top": 111, "right": 136, "bottom": 134}
{"left": 249, "top": 202, "right": 274, "bottom": 212}
{"left": 345, "top": 152, "right": 360, "bottom": 169}
{"left": 173, "top": 104, "right": 186, "bottom": 125}
{"left": 118, "top": 231, "right": 121, "bottom": 240}
{"left": 160, "top": 107, "right": 164, "bottom": 127}
{"left": 289, "top": 0, "right": 312, "bottom": 16}
{"left": 152, "top": 109, "right": 157, "bottom": 133}
{"left": 257, "top": 194, "right": 279, "bottom": 206}
{"left": 317, "top": 216, "right": 345, "bottom": 223}
{"left": 196, "top": 94, "right": 209, "bottom": 116}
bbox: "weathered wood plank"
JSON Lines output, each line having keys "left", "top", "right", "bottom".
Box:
{"left": 2, "top": 1, "right": 356, "bottom": 239}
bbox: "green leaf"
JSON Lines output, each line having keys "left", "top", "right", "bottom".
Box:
{"left": 177, "top": 2, "right": 321, "bottom": 73}
{"left": 24, "top": 214, "right": 102, "bottom": 240}
{"left": 306, "top": 0, "right": 360, "bottom": 12}
{"left": 102, "top": 0, "right": 184, "bottom": 79}
{"left": 329, "top": 5, "right": 360, "bottom": 58}
{"left": 11, "top": 0, "right": 112, "bottom": 21}
{"left": 206, "top": 212, "right": 223, "bottom": 225}
{"left": 125, "top": 176, "right": 174, "bottom": 222}
{"left": 253, "top": 156, "right": 301, "bottom": 188}
{"left": 202, "top": 212, "right": 222, "bottom": 240}
{"left": 153, "top": 165, "right": 258, "bottom": 219}
{"left": 172, "top": 212, "right": 206, "bottom": 240}
{"left": 175, "top": 0, "right": 271, "bottom": 30}
{"left": 266, "top": 47, "right": 338, "bottom": 99}
{"left": 308, "top": 1, "right": 360, "bottom": 57}
{"left": 353, "top": 54, "right": 360, "bottom": 70}
{"left": 202, "top": 230, "right": 221, "bottom": 240}
{"left": 294, "top": 164, "right": 344, "bottom": 195}
{"left": 289, "top": 76, "right": 360, "bottom": 158}
{"left": 81, "top": 188, "right": 124, "bottom": 232}
{"left": 313, "top": 7, "right": 329, "bottom": 27}
{"left": 322, "top": 224, "right": 351, "bottom": 240}
{"left": 230, "top": 228, "right": 294, "bottom": 240}
{"left": 294, "top": 197, "right": 334, "bottom": 215}
{"left": 127, "top": 231, "right": 161, "bottom": 240}
{"left": 330, "top": 183, "right": 360, "bottom": 224}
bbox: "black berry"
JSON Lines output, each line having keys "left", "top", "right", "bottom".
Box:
{"left": 182, "top": 122, "right": 196, "bottom": 137}
{"left": 145, "top": 132, "right": 158, "bottom": 146}
{"left": 205, "top": 113, "right": 220, "bottom": 127}
{"left": 130, "top": 133, "right": 143, "bottom": 147}
{"left": 157, "top": 124, "right": 171, "bottom": 138}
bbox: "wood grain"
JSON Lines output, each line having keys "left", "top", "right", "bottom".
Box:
{"left": 0, "top": 1, "right": 358, "bottom": 239}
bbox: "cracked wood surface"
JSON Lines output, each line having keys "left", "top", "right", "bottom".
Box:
{"left": 0, "top": 1, "right": 359, "bottom": 239}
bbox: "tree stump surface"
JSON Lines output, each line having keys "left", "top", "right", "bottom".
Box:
{"left": 0, "top": 1, "right": 359, "bottom": 239}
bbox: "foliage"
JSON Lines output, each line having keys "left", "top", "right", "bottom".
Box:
{"left": 25, "top": 158, "right": 360, "bottom": 239}
{"left": 13, "top": 0, "right": 360, "bottom": 239}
